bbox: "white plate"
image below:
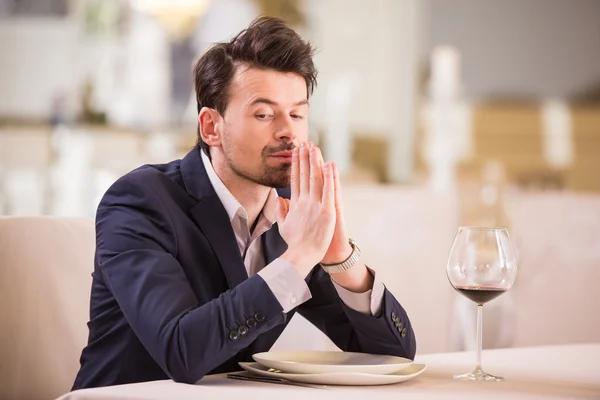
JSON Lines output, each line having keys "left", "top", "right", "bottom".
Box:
{"left": 239, "top": 362, "right": 427, "bottom": 386}
{"left": 252, "top": 351, "right": 413, "bottom": 375}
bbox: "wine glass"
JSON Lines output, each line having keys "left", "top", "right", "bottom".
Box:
{"left": 446, "top": 226, "right": 517, "bottom": 381}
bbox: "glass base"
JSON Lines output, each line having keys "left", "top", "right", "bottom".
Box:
{"left": 453, "top": 367, "right": 504, "bottom": 382}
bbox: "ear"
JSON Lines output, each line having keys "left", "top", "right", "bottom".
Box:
{"left": 198, "top": 107, "right": 223, "bottom": 147}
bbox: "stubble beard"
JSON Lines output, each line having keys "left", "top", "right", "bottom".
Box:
{"left": 222, "top": 141, "right": 291, "bottom": 189}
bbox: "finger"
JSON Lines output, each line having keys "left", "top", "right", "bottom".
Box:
{"left": 307, "top": 141, "right": 322, "bottom": 167}
{"left": 291, "top": 147, "right": 299, "bottom": 201}
{"left": 332, "top": 162, "right": 344, "bottom": 216}
{"left": 299, "top": 142, "right": 309, "bottom": 196}
{"left": 275, "top": 197, "right": 289, "bottom": 226}
{"left": 322, "top": 162, "right": 335, "bottom": 210}
{"left": 318, "top": 147, "right": 325, "bottom": 195}
{"left": 284, "top": 198, "right": 291, "bottom": 219}
{"left": 316, "top": 144, "right": 324, "bottom": 169}
{"left": 275, "top": 198, "right": 284, "bottom": 226}
{"left": 310, "top": 147, "right": 324, "bottom": 201}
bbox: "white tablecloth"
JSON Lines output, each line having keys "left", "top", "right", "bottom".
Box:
{"left": 57, "top": 344, "right": 600, "bottom": 400}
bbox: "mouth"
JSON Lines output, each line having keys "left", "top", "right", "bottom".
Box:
{"left": 269, "top": 150, "right": 293, "bottom": 160}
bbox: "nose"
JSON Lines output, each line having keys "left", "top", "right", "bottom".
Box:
{"left": 274, "top": 116, "right": 297, "bottom": 144}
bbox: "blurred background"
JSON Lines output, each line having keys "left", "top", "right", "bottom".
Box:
{"left": 1, "top": 0, "right": 599, "bottom": 354}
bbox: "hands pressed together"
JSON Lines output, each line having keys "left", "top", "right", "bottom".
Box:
{"left": 277, "top": 142, "right": 353, "bottom": 277}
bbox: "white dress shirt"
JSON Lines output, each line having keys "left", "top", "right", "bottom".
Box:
{"left": 201, "top": 151, "right": 384, "bottom": 315}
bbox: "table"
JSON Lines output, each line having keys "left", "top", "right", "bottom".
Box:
{"left": 56, "top": 343, "right": 600, "bottom": 400}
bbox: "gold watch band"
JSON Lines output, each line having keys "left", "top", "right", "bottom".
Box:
{"left": 320, "top": 239, "right": 361, "bottom": 274}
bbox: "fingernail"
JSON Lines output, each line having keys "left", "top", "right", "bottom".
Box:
{"left": 293, "top": 147, "right": 298, "bottom": 154}
{"left": 300, "top": 142, "right": 305, "bottom": 149}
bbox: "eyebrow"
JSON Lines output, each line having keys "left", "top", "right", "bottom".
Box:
{"left": 248, "top": 98, "right": 309, "bottom": 107}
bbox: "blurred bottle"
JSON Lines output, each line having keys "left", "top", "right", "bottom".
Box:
{"left": 324, "top": 69, "right": 361, "bottom": 178}
{"left": 461, "top": 161, "right": 511, "bottom": 228}
{"left": 50, "top": 93, "right": 71, "bottom": 128}
{"left": 420, "top": 46, "right": 472, "bottom": 193}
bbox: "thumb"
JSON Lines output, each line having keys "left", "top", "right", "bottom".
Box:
{"left": 275, "top": 197, "right": 290, "bottom": 226}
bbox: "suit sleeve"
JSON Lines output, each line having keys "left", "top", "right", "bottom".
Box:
{"left": 297, "top": 267, "right": 416, "bottom": 359}
{"left": 96, "top": 175, "right": 286, "bottom": 384}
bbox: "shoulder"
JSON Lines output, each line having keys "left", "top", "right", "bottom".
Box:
{"left": 95, "top": 162, "right": 183, "bottom": 255}
{"left": 100, "top": 160, "right": 183, "bottom": 209}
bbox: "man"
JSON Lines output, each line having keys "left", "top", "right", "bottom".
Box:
{"left": 72, "top": 16, "right": 415, "bottom": 390}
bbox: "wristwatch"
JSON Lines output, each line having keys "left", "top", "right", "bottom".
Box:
{"left": 320, "top": 238, "right": 361, "bottom": 274}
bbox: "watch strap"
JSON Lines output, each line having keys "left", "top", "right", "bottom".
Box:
{"left": 320, "top": 239, "right": 361, "bottom": 274}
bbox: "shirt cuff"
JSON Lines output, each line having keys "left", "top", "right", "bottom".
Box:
{"left": 331, "top": 266, "right": 385, "bottom": 316}
{"left": 257, "top": 258, "right": 312, "bottom": 313}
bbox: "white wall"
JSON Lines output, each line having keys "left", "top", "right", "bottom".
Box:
{"left": 0, "top": 16, "right": 80, "bottom": 119}
{"left": 0, "top": 4, "right": 174, "bottom": 128}
{"left": 304, "top": 0, "right": 421, "bottom": 182}
{"left": 0, "top": 0, "right": 423, "bottom": 181}
{"left": 423, "top": 0, "right": 600, "bottom": 99}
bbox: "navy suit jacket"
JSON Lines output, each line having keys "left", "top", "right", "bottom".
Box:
{"left": 72, "top": 147, "right": 416, "bottom": 390}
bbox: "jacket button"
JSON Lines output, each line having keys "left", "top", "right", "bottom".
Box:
{"left": 246, "top": 317, "right": 257, "bottom": 328}
{"left": 398, "top": 321, "right": 404, "bottom": 330}
{"left": 255, "top": 313, "right": 265, "bottom": 322}
{"left": 391, "top": 312, "right": 398, "bottom": 322}
{"left": 394, "top": 320, "right": 401, "bottom": 328}
{"left": 238, "top": 325, "right": 249, "bottom": 336}
{"left": 229, "top": 330, "right": 240, "bottom": 340}
{"left": 401, "top": 327, "right": 407, "bottom": 337}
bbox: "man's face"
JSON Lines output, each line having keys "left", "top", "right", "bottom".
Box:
{"left": 219, "top": 66, "right": 309, "bottom": 188}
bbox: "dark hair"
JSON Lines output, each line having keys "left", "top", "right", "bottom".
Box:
{"left": 193, "top": 16, "right": 317, "bottom": 155}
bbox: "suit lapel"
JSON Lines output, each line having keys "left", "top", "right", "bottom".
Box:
{"left": 190, "top": 197, "right": 248, "bottom": 289}
{"left": 181, "top": 148, "right": 248, "bottom": 289}
{"left": 262, "top": 223, "right": 288, "bottom": 265}
{"left": 263, "top": 188, "right": 292, "bottom": 265}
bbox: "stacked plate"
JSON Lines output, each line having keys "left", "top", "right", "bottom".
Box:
{"left": 239, "top": 351, "right": 426, "bottom": 386}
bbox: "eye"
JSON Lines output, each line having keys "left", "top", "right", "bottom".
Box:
{"left": 255, "top": 114, "right": 273, "bottom": 120}
{"left": 291, "top": 114, "right": 305, "bottom": 120}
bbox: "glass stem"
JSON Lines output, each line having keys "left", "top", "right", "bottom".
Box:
{"left": 476, "top": 304, "right": 483, "bottom": 372}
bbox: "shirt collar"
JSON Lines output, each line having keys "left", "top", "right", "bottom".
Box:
{"left": 201, "top": 150, "right": 278, "bottom": 225}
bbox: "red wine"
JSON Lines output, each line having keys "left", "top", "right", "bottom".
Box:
{"left": 454, "top": 286, "right": 507, "bottom": 305}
